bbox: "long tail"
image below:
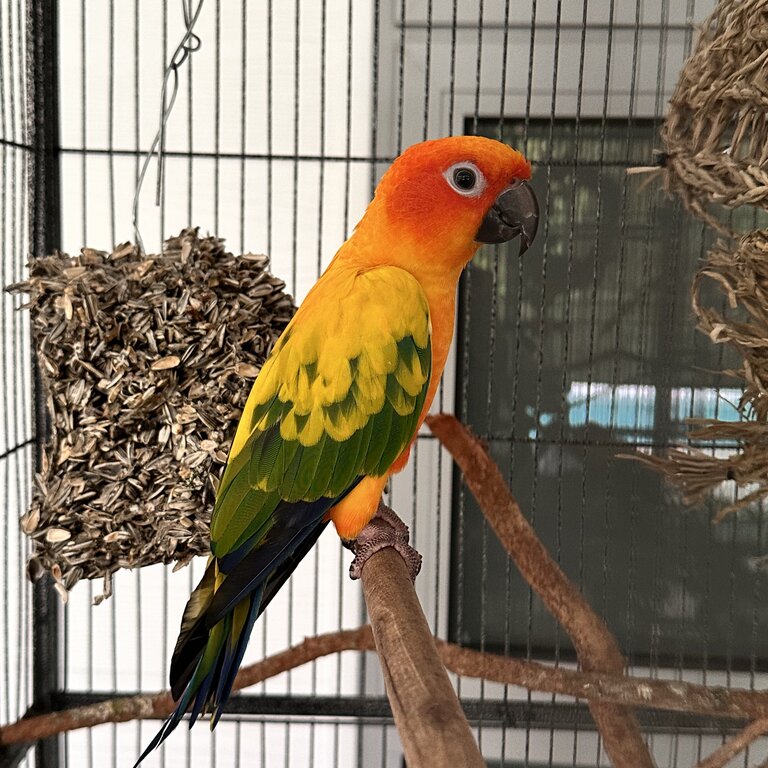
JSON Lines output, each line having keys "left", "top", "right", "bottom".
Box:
{"left": 133, "top": 517, "right": 329, "bottom": 767}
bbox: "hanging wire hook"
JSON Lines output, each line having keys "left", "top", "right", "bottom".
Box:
{"left": 132, "top": 0, "right": 205, "bottom": 255}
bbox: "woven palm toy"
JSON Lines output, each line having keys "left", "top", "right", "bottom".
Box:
{"left": 7, "top": 229, "right": 295, "bottom": 603}
{"left": 637, "top": 230, "right": 768, "bottom": 518}
{"left": 661, "top": 0, "right": 768, "bottom": 235}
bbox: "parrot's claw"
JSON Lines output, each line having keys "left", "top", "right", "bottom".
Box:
{"left": 349, "top": 503, "right": 422, "bottom": 582}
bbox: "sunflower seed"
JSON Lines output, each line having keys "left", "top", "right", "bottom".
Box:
{"left": 45, "top": 528, "right": 72, "bottom": 543}
{"left": 6, "top": 228, "right": 295, "bottom": 599}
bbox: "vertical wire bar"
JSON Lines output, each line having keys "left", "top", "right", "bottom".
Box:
{"left": 135, "top": 570, "right": 143, "bottom": 759}
{"left": 27, "top": 2, "right": 62, "bottom": 766}
{"left": 260, "top": 18, "right": 274, "bottom": 768}
{"left": 647, "top": 6, "right": 674, "bottom": 733}
{"left": 375, "top": 0, "right": 409, "bottom": 756}
{"left": 686, "top": 4, "right": 712, "bottom": 752}
{"left": 239, "top": 0, "right": 247, "bottom": 255}
{"left": 370, "top": 0, "right": 380, "bottom": 196}
{"left": 410, "top": 0, "right": 433, "bottom": 556}
{"left": 260, "top": 0, "right": 274, "bottom": 768}
{"left": 613, "top": 0, "right": 642, "bottom": 687}
{"left": 285, "top": 5, "right": 301, "bottom": 766}
{"left": 430, "top": 0, "right": 456, "bottom": 656}
{"left": 686, "top": 1, "right": 716, "bottom": 758}
{"left": 335, "top": 4, "right": 354, "bottom": 764}
{"left": 515, "top": 5, "right": 537, "bottom": 762}
{"left": 261, "top": 4, "right": 271, "bottom": 765}
{"left": 186, "top": 0, "right": 194, "bottom": 230}
{"left": 632, "top": 169, "right": 661, "bottom": 757}
{"left": 316, "top": 0, "right": 327, "bottom": 276}
{"left": 446, "top": 0, "right": 457, "bottom": 134}
{"left": 341, "top": 0, "right": 353, "bottom": 236}
{"left": 555, "top": 2, "right": 590, "bottom": 762}
{"left": 455, "top": 0, "right": 487, "bottom": 740}
{"left": 80, "top": 0, "right": 86, "bottom": 245}
{"left": 746, "top": 510, "right": 765, "bottom": 767}
{"left": 581, "top": 6, "right": 617, "bottom": 766}
{"left": 215, "top": 2, "right": 231, "bottom": 759}
{"left": 675, "top": 7, "right": 700, "bottom": 761}
{"left": 161, "top": 9, "right": 175, "bottom": 765}
{"left": 266, "top": 0, "right": 272, "bottom": 257}
{"left": 122, "top": 6, "right": 145, "bottom": 708}
{"left": 17, "top": 0, "right": 33, "bottom": 744}
{"left": 475, "top": 0, "right": 496, "bottom": 747}
{"left": 421, "top": 0, "right": 431, "bottom": 142}
{"left": 696, "top": 491, "right": 714, "bottom": 764}
{"left": 452, "top": 13, "right": 469, "bottom": 731}
{"left": 529, "top": 3, "right": 563, "bottom": 765}
{"left": 108, "top": 0, "right": 116, "bottom": 247}
{"left": 725, "top": 513, "right": 738, "bottom": 688}
{"left": 158, "top": 0, "right": 168, "bottom": 247}
{"left": 185, "top": 565, "right": 194, "bottom": 766}
{"left": 396, "top": 0, "right": 406, "bottom": 155}
{"left": 160, "top": 575, "right": 168, "bottom": 768}
{"left": 212, "top": 0, "right": 220, "bottom": 234}
{"left": 86, "top": 580, "right": 93, "bottom": 768}
{"left": 290, "top": 0, "right": 299, "bottom": 291}
{"left": 496, "top": 3, "right": 513, "bottom": 760}
{"left": 134, "top": 0, "right": 144, "bottom": 673}
{"left": 11, "top": 12, "right": 28, "bottom": 733}
{"left": 78, "top": 3, "right": 94, "bottom": 765}
{"left": 592, "top": 0, "right": 615, "bottom": 628}
{"left": 159, "top": 11, "right": 171, "bottom": 765}
{"left": 134, "top": 0, "right": 140, "bottom": 200}
{"left": 1, "top": 94, "right": 20, "bottom": 754}
{"left": 1, "top": 0, "right": 11, "bottom": 733}
{"left": 109, "top": 580, "right": 117, "bottom": 768}
{"left": 309, "top": 4, "right": 328, "bottom": 763}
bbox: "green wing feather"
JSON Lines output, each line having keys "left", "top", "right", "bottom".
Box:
{"left": 210, "top": 264, "right": 432, "bottom": 561}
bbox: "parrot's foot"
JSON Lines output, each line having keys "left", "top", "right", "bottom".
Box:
{"left": 348, "top": 503, "right": 422, "bottom": 582}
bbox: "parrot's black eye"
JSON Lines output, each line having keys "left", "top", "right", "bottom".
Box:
{"left": 453, "top": 167, "right": 476, "bottom": 190}
{"left": 444, "top": 161, "right": 486, "bottom": 197}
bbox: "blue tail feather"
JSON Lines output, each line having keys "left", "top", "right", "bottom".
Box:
{"left": 212, "top": 587, "right": 262, "bottom": 728}
{"left": 134, "top": 491, "right": 354, "bottom": 765}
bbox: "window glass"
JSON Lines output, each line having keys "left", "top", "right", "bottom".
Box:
{"left": 451, "top": 119, "right": 768, "bottom": 667}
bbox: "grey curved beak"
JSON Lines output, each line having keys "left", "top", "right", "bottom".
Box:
{"left": 475, "top": 180, "right": 539, "bottom": 254}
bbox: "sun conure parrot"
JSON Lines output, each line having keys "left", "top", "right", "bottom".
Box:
{"left": 135, "top": 135, "right": 538, "bottom": 764}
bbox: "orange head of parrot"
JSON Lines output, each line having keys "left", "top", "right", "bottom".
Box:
{"left": 353, "top": 135, "right": 538, "bottom": 275}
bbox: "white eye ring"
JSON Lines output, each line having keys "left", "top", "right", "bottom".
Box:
{"left": 444, "top": 162, "right": 486, "bottom": 197}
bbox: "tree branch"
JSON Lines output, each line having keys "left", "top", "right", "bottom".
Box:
{"left": 694, "top": 718, "right": 768, "bottom": 768}
{"left": 5, "top": 626, "right": 768, "bottom": 748}
{"left": 434, "top": 640, "right": 768, "bottom": 722}
{"left": 0, "top": 627, "right": 375, "bottom": 747}
{"left": 360, "top": 546, "right": 484, "bottom": 768}
{"left": 426, "top": 413, "right": 655, "bottom": 768}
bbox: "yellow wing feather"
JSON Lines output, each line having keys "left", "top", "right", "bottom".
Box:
{"left": 230, "top": 265, "right": 430, "bottom": 452}
{"left": 210, "top": 264, "right": 431, "bottom": 553}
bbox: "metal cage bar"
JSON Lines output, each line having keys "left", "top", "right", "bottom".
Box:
{"left": 27, "top": 1, "right": 61, "bottom": 767}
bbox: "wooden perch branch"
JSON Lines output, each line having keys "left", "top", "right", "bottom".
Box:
{"left": 694, "top": 718, "right": 768, "bottom": 768}
{"left": 360, "top": 546, "right": 485, "bottom": 768}
{"left": 433, "top": 641, "right": 768, "bottom": 721}
{"left": 0, "top": 627, "right": 375, "bottom": 747}
{"left": 6, "top": 624, "right": 768, "bottom": 748}
{"left": 426, "top": 413, "right": 655, "bottom": 768}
